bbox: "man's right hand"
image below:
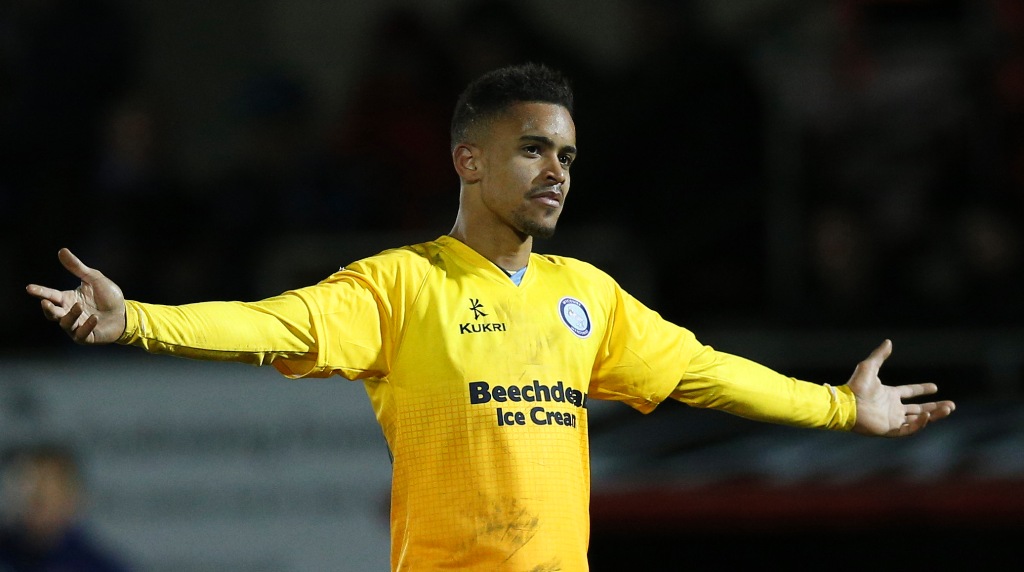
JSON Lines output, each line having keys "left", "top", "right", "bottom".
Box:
{"left": 26, "top": 248, "right": 127, "bottom": 345}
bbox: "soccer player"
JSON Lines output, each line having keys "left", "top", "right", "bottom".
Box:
{"left": 27, "top": 63, "right": 956, "bottom": 571}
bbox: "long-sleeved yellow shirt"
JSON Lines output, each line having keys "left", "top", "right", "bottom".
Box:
{"left": 119, "top": 236, "right": 855, "bottom": 570}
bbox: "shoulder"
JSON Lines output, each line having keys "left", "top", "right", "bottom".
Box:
{"left": 530, "top": 253, "right": 622, "bottom": 301}
{"left": 533, "top": 253, "right": 617, "bottom": 283}
{"left": 58, "top": 527, "right": 134, "bottom": 572}
{"left": 353, "top": 241, "right": 438, "bottom": 268}
{"left": 323, "top": 240, "right": 440, "bottom": 285}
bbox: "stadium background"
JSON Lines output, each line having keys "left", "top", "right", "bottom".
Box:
{"left": 2, "top": 0, "right": 1022, "bottom": 569}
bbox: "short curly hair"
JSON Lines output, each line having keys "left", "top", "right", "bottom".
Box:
{"left": 450, "top": 62, "right": 574, "bottom": 150}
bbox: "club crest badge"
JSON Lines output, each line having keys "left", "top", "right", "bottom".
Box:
{"left": 558, "top": 297, "right": 591, "bottom": 338}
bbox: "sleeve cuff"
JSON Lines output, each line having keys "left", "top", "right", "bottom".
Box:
{"left": 116, "top": 300, "right": 140, "bottom": 344}
{"left": 827, "top": 383, "right": 858, "bottom": 431}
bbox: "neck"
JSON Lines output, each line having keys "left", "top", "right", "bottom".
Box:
{"left": 449, "top": 212, "right": 532, "bottom": 272}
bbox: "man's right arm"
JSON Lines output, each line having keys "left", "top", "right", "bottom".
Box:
{"left": 118, "top": 296, "right": 317, "bottom": 366}
{"left": 29, "top": 248, "right": 392, "bottom": 381}
{"left": 28, "top": 249, "right": 315, "bottom": 363}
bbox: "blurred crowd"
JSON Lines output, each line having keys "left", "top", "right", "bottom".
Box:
{"left": 0, "top": 443, "right": 133, "bottom": 571}
{"left": 2, "top": 0, "right": 1022, "bottom": 352}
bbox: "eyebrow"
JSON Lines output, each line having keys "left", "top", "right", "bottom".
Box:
{"left": 520, "top": 135, "right": 577, "bottom": 155}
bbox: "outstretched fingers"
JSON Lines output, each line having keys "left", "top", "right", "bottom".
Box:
{"left": 27, "top": 284, "right": 68, "bottom": 314}
{"left": 26, "top": 249, "right": 95, "bottom": 318}
{"left": 58, "top": 302, "right": 85, "bottom": 333}
{"left": 27, "top": 247, "right": 126, "bottom": 346}
{"left": 897, "top": 411, "right": 931, "bottom": 437}
{"left": 920, "top": 399, "right": 956, "bottom": 420}
{"left": 849, "top": 339, "right": 957, "bottom": 437}
{"left": 892, "top": 401, "right": 956, "bottom": 438}
{"left": 896, "top": 382, "right": 939, "bottom": 399}
{"left": 37, "top": 298, "right": 69, "bottom": 321}
{"left": 55, "top": 302, "right": 99, "bottom": 344}
{"left": 72, "top": 314, "right": 100, "bottom": 344}
{"left": 897, "top": 384, "right": 956, "bottom": 422}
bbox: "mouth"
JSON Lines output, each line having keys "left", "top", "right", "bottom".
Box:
{"left": 528, "top": 185, "right": 563, "bottom": 208}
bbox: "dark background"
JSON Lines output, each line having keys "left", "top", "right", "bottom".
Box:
{"left": 2, "top": 0, "right": 1022, "bottom": 568}
{"left": 5, "top": 0, "right": 1022, "bottom": 347}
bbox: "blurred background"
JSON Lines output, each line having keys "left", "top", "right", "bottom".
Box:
{"left": 1, "top": 0, "right": 1022, "bottom": 569}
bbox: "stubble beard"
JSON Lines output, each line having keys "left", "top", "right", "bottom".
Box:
{"left": 512, "top": 208, "right": 558, "bottom": 240}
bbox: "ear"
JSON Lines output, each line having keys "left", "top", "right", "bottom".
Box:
{"left": 453, "top": 144, "right": 482, "bottom": 183}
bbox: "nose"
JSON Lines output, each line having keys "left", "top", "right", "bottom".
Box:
{"left": 544, "top": 155, "right": 567, "bottom": 185}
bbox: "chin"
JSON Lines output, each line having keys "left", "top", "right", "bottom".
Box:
{"left": 513, "top": 210, "right": 559, "bottom": 240}
{"left": 526, "top": 225, "right": 556, "bottom": 240}
{"left": 520, "top": 217, "right": 561, "bottom": 238}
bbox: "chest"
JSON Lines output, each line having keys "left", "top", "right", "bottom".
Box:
{"left": 391, "top": 275, "right": 605, "bottom": 382}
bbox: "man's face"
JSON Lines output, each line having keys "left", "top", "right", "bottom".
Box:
{"left": 474, "top": 102, "right": 577, "bottom": 239}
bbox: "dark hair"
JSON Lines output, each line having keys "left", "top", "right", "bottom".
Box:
{"left": 450, "top": 62, "right": 574, "bottom": 150}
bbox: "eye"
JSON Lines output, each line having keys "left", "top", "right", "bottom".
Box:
{"left": 559, "top": 154, "right": 575, "bottom": 168}
{"left": 523, "top": 144, "right": 541, "bottom": 155}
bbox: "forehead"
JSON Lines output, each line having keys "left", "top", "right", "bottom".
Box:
{"left": 488, "top": 102, "right": 576, "bottom": 145}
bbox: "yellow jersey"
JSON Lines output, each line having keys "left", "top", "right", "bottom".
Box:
{"left": 119, "top": 235, "right": 855, "bottom": 571}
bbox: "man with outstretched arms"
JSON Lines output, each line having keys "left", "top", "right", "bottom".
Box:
{"left": 28, "top": 63, "right": 955, "bottom": 571}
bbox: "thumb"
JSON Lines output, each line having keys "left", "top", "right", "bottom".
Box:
{"left": 57, "top": 248, "right": 97, "bottom": 282}
{"left": 861, "top": 339, "right": 893, "bottom": 375}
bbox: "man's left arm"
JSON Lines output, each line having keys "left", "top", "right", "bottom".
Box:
{"left": 671, "top": 339, "right": 955, "bottom": 436}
